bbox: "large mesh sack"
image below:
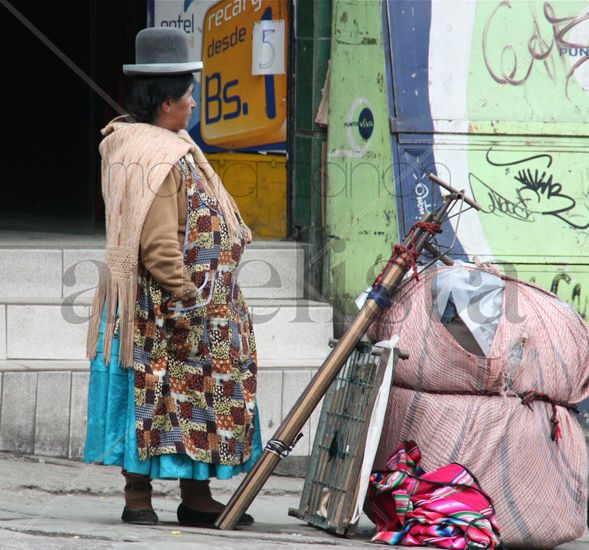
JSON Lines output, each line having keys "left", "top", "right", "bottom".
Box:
{"left": 369, "top": 264, "right": 589, "bottom": 548}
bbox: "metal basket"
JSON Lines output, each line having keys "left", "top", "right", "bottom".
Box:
{"left": 289, "top": 340, "right": 398, "bottom": 536}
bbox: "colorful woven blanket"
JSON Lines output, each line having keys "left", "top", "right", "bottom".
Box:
{"left": 369, "top": 441, "right": 501, "bottom": 549}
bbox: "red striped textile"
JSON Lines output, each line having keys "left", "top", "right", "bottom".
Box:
{"left": 369, "top": 441, "right": 501, "bottom": 548}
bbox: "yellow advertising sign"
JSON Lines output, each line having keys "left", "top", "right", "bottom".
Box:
{"left": 200, "top": 0, "right": 288, "bottom": 149}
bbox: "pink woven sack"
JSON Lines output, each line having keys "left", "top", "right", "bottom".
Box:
{"left": 369, "top": 265, "right": 589, "bottom": 548}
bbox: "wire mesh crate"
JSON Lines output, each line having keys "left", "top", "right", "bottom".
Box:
{"left": 289, "top": 340, "right": 397, "bottom": 536}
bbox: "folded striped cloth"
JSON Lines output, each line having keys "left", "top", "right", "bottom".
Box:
{"left": 369, "top": 441, "right": 501, "bottom": 549}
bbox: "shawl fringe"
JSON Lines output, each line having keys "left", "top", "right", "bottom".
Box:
{"left": 87, "top": 261, "right": 138, "bottom": 368}
{"left": 87, "top": 120, "right": 193, "bottom": 368}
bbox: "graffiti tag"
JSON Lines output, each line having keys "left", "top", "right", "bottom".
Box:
{"left": 483, "top": 1, "right": 589, "bottom": 96}
{"left": 469, "top": 149, "right": 589, "bottom": 229}
{"left": 469, "top": 173, "right": 534, "bottom": 222}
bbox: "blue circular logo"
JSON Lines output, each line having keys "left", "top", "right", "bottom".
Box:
{"left": 358, "top": 107, "right": 374, "bottom": 140}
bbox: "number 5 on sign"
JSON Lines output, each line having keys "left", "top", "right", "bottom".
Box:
{"left": 252, "top": 20, "right": 285, "bottom": 75}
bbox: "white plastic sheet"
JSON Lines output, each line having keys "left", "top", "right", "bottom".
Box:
{"left": 350, "top": 334, "right": 399, "bottom": 524}
{"left": 432, "top": 262, "right": 504, "bottom": 356}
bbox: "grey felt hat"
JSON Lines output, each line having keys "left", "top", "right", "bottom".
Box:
{"left": 123, "top": 27, "right": 203, "bottom": 75}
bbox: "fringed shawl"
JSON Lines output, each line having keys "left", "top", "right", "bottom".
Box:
{"left": 87, "top": 119, "right": 196, "bottom": 368}
{"left": 88, "top": 118, "right": 252, "bottom": 368}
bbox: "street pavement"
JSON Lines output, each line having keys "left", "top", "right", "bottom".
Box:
{"left": 0, "top": 452, "right": 587, "bottom": 549}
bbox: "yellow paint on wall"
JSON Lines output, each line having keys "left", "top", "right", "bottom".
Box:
{"left": 208, "top": 152, "right": 287, "bottom": 239}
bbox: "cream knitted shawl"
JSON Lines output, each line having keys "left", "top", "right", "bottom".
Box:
{"left": 87, "top": 118, "right": 250, "bottom": 368}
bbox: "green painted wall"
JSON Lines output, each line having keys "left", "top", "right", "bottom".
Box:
{"left": 467, "top": 0, "right": 589, "bottom": 136}
{"left": 325, "top": 0, "right": 398, "bottom": 331}
{"left": 323, "top": 0, "right": 589, "bottom": 322}
{"left": 463, "top": 1, "right": 589, "bottom": 316}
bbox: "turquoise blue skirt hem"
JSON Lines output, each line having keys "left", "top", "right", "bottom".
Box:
{"left": 83, "top": 316, "right": 263, "bottom": 481}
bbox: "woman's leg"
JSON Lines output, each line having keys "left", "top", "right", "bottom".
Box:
{"left": 121, "top": 470, "right": 158, "bottom": 525}
{"left": 179, "top": 478, "right": 224, "bottom": 513}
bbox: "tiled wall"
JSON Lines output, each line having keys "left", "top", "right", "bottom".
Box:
{"left": 0, "top": 305, "right": 5, "bottom": 360}
{"left": 0, "top": 370, "right": 89, "bottom": 458}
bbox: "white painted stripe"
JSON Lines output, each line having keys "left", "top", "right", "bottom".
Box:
{"left": 429, "top": 2, "right": 494, "bottom": 259}
{"left": 431, "top": 144, "right": 495, "bottom": 259}
{"left": 428, "top": 1, "right": 477, "bottom": 133}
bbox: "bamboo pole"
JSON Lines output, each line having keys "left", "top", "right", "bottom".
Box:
{"left": 216, "top": 194, "right": 458, "bottom": 530}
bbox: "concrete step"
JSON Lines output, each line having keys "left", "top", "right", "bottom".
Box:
{"left": 0, "top": 235, "right": 332, "bottom": 469}
{"left": 0, "top": 240, "right": 305, "bottom": 301}
{"left": 0, "top": 299, "right": 333, "bottom": 362}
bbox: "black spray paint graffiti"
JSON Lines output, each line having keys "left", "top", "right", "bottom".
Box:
{"left": 469, "top": 149, "right": 589, "bottom": 229}
{"left": 550, "top": 273, "right": 587, "bottom": 319}
{"left": 483, "top": 1, "right": 589, "bottom": 97}
{"left": 526, "top": 272, "right": 587, "bottom": 319}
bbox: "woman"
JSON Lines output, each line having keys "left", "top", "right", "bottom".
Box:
{"left": 84, "top": 27, "right": 261, "bottom": 527}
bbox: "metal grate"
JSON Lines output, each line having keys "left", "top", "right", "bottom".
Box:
{"left": 289, "top": 341, "right": 396, "bottom": 536}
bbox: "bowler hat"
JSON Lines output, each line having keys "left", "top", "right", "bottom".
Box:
{"left": 123, "top": 27, "right": 203, "bottom": 75}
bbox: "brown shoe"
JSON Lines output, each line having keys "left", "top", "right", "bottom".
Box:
{"left": 177, "top": 478, "right": 253, "bottom": 527}
{"left": 122, "top": 470, "right": 158, "bottom": 525}
{"left": 177, "top": 501, "right": 254, "bottom": 527}
{"left": 121, "top": 505, "right": 158, "bottom": 525}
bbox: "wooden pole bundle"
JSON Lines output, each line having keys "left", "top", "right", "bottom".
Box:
{"left": 216, "top": 176, "right": 480, "bottom": 530}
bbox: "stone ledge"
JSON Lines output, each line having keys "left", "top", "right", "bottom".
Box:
{"left": 0, "top": 360, "right": 324, "bottom": 372}
{"left": 0, "top": 297, "right": 333, "bottom": 307}
{"left": 0, "top": 241, "right": 309, "bottom": 301}
{"left": 258, "top": 358, "right": 325, "bottom": 368}
{"left": 0, "top": 298, "right": 93, "bottom": 306}
{"left": 0, "top": 230, "right": 106, "bottom": 248}
{"left": 0, "top": 232, "right": 307, "bottom": 249}
{"left": 2, "top": 300, "right": 332, "bottom": 361}
{"left": 0, "top": 361, "right": 90, "bottom": 372}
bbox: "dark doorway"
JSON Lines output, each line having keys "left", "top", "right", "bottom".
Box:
{"left": 0, "top": 0, "right": 145, "bottom": 233}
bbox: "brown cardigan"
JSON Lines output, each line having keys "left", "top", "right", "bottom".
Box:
{"left": 140, "top": 164, "right": 195, "bottom": 301}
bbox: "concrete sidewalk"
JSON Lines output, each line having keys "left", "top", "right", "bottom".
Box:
{"left": 0, "top": 452, "right": 587, "bottom": 549}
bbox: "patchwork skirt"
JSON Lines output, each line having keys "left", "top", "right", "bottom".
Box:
{"left": 83, "top": 314, "right": 263, "bottom": 480}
